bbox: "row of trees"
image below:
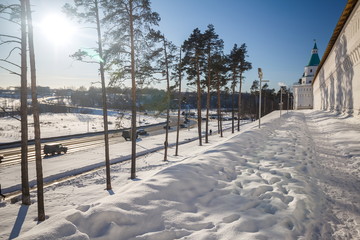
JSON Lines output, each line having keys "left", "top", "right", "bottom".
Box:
{"left": 0, "top": 0, "right": 292, "bottom": 223}
{"left": 62, "top": 1, "right": 254, "bottom": 179}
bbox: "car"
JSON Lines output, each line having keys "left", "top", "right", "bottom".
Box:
{"left": 137, "top": 129, "right": 147, "bottom": 135}
{"left": 122, "top": 130, "right": 138, "bottom": 141}
{"left": 44, "top": 143, "right": 68, "bottom": 156}
{"left": 179, "top": 124, "right": 186, "bottom": 128}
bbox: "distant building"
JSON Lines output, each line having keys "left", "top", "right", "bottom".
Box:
{"left": 313, "top": 0, "right": 359, "bottom": 115}
{"left": 293, "top": 42, "right": 321, "bottom": 109}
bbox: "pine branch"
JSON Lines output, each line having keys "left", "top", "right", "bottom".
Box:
{"left": 4, "top": 46, "right": 20, "bottom": 60}
{"left": 0, "top": 34, "right": 21, "bottom": 40}
{"left": 0, "top": 65, "right": 20, "bottom": 76}
{"left": 0, "top": 16, "right": 20, "bottom": 26}
{"left": 0, "top": 58, "right": 21, "bottom": 68}
{"left": 0, "top": 40, "right": 21, "bottom": 46}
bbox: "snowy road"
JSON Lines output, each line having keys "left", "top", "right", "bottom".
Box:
{"left": 1, "top": 110, "right": 359, "bottom": 239}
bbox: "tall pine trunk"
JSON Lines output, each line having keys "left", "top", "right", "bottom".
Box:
{"left": 231, "top": 78, "right": 235, "bottom": 134}
{"left": 95, "top": 0, "right": 111, "bottom": 190}
{"left": 195, "top": 56, "right": 202, "bottom": 146}
{"left": 205, "top": 52, "right": 211, "bottom": 143}
{"left": 216, "top": 77, "right": 223, "bottom": 137}
{"left": 129, "top": 0, "right": 137, "bottom": 179}
{"left": 163, "top": 37, "right": 170, "bottom": 161}
{"left": 175, "top": 51, "right": 182, "bottom": 156}
{"left": 20, "top": 0, "right": 30, "bottom": 205}
{"left": 26, "top": 0, "right": 45, "bottom": 220}
{"left": 237, "top": 73, "right": 243, "bottom": 131}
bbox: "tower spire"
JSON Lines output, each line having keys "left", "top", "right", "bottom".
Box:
{"left": 308, "top": 41, "right": 320, "bottom": 66}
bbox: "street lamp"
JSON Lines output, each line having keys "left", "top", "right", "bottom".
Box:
{"left": 258, "top": 68, "right": 269, "bottom": 128}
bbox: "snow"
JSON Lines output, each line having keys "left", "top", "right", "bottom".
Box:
{"left": 1, "top": 110, "right": 360, "bottom": 239}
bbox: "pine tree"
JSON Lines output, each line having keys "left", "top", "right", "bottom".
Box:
{"left": 158, "top": 36, "right": 177, "bottom": 161}
{"left": 211, "top": 54, "right": 229, "bottom": 137}
{"left": 20, "top": 0, "right": 31, "bottom": 205}
{"left": 182, "top": 28, "right": 206, "bottom": 146}
{"left": 25, "top": 0, "right": 45, "bottom": 220}
{"left": 236, "top": 44, "right": 252, "bottom": 131}
{"left": 64, "top": 0, "right": 112, "bottom": 190}
{"left": 203, "top": 25, "right": 223, "bottom": 142}
{"left": 103, "top": 0, "right": 160, "bottom": 179}
{"left": 175, "top": 50, "right": 183, "bottom": 156}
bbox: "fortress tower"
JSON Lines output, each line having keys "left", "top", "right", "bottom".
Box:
{"left": 293, "top": 42, "right": 320, "bottom": 109}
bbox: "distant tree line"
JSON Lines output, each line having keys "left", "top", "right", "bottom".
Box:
{"left": 0, "top": 85, "right": 293, "bottom": 119}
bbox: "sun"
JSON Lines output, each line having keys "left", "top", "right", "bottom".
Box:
{"left": 40, "top": 14, "right": 76, "bottom": 46}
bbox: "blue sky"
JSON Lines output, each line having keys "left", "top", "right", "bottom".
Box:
{"left": 0, "top": 0, "right": 347, "bottom": 92}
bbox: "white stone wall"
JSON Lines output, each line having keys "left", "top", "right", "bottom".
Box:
{"left": 313, "top": 1, "right": 360, "bottom": 115}
{"left": 293, "top": 84, "right": 313, "bottom": 109}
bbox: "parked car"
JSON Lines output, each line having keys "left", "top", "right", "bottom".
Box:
{"left": 122, "top": 130, "right": 138, "bottom": 141}
{"left": 44, "top": 143, "right": 68, "bottom": 156}
{"left": 137, "top": 129, "right": 147, "bottom": 135}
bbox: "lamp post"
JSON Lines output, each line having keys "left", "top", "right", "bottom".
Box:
{"left": 258, "top": 68, "right": 269, "bottom": 128}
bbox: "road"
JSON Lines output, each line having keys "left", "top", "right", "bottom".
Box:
{"left": 0, "top": 117, "right": 195, "bottom": 167}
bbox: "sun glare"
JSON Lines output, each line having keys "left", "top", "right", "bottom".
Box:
{"left": 40, "top": 14, "right": 76, "bottom": 46}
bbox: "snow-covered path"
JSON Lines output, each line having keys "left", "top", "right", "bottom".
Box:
{"left": 303, "top": 111, "right": 360, "bottom": 239}
{"left": 1, "top": 110, "right": 359, "bottom": 239}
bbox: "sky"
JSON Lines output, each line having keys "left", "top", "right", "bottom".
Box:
{"left": 0, "top": 0, "right": 347, "bottom": 92}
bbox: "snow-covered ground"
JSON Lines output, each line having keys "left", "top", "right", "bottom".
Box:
{"left": 1, "top": 110, "right": 359, "bottom": 239}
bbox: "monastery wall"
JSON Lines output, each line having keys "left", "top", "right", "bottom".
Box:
{"left": 313, "top": 1, "right": 360, "bottom": 115}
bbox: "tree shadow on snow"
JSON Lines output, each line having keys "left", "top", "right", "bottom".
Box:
{"left": 9, "top": 204, "right": 29, "bottom": 239}
{"left": 107, "top": 189, "right": 115, "bottom": 195}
